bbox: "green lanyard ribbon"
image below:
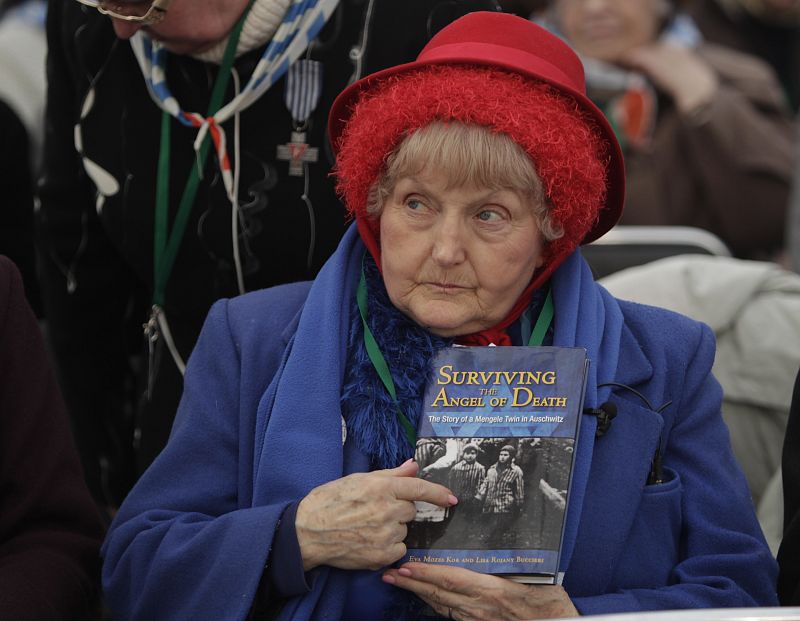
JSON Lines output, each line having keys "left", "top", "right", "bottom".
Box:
{"left": 152, "top": 2, "right": 253, "bottom": 307}
{"left": 357, "top": 258, "right": 555, "bottom": 448}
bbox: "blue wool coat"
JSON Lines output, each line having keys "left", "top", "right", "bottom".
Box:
{"left": 102, "top": 226, "right": 778, "bottom": 620}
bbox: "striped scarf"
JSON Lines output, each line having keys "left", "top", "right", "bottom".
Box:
{"left": 129, "top": 0, "right": 340, "bottom": 202}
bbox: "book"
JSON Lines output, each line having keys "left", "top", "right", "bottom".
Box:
{"left": 404, "top": 346, "right": 589, "bottom": 584}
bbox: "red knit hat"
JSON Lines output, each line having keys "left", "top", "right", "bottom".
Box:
{"left": 329, "top": 12, "right": 625, "bottom": 343}
{"left": 329, "top": 11, "right": 624, "bottom": 246}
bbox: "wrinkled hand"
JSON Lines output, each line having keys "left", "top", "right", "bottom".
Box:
{"left": 296, "top": 460, "right": 457, "bottom": 571}
{"left": 383, "top": 563, "right": 578, "bottom": 620}
{"left": 621, "top": 43, "right": 718, "bottom": 114}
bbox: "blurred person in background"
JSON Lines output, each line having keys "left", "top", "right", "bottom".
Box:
{"left": 0, "top": 255, "right": 104, "bottom": 619}
{"left": 687, "top": 0, "right": 800, "bottom": 111}
{"left": 544, "top": 0, "right": 794, "bottom": 261}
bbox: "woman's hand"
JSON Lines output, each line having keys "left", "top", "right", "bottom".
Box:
{"left": 295, "top": 460, "right": 457, "bottom": 571}
{"left": 622, "top": 43, "right": 719, "bottom": 115}
{"left": 383, "top": 562, "right": 578, "bottom": 620}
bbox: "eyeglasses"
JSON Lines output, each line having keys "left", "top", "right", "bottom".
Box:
{"left": 75, "top": 0, "right": 172, "bottom": 25}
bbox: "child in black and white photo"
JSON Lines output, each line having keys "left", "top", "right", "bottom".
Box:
{"left": 447, "top": 443, "right": 486, "bottom": 515}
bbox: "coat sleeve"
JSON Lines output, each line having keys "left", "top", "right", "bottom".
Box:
{"left": 101, "top": 298, "right": 292, "bottom": 621}
{"left": 0, "top": 256, "right": 105, "bottom": 619}
{"left": 572, "top": 323, "right": 778, "bottom": 613}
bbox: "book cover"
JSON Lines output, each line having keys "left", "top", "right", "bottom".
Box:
{"left": 404, "top": 346, "right": 589, "bottom": 584}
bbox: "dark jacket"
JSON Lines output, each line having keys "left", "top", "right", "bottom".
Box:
{"left": 0, "top": 255, "right": 104, "bottom": 620}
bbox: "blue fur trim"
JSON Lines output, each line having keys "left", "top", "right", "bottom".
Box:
{"left": 341, "top": 256, "right": 451, "bottom": 471}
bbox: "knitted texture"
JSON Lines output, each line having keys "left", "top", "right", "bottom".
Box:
{"left": 334, "top": 65, "right": 610, "bottom": 266}
{"left": 341, "top": 256, "right": 451, "bottom": 472}
{"left": 193, "top": 0, "right": 291, "bottom": 63}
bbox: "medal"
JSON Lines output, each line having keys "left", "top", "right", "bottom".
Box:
{"left": 277, "top": 57, "right": 326, "bottom": 269}
{"left": 277, "top": 59, "right": 324, "bottom": 178}
{"left": 277, "top": 131, "right": 319, "bottom": 177}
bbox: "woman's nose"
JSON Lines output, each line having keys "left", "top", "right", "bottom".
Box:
{"left": 431, "top": 220, "right": 467, "bottom": 266}
{"left": 111, "top": 18, "right": 143, "bottom": 40}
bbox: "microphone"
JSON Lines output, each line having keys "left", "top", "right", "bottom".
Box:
{"left": 647, "top": 446, "right": 664, "bottom": 485}
{"left": 594, "top": 382, "right": 672, "bottom": 483}
{"left": 584, "top": 402, "right": 617, "bottom": 438}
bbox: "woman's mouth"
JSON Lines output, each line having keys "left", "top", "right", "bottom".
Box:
{"left": 426, "top": 282, "right": 468, "bottom": 293}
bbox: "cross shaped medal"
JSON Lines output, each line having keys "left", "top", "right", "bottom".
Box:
{"left": 277, "top": 131, "right": 319, "bottom": 177}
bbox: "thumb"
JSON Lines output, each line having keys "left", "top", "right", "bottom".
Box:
{"left": 381, "top": 458, "right": 419, "bottom": 478}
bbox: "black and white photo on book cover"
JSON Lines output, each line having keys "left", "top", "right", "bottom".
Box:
{"left": 403, "top": 346, "right": 589, "bottom": 583}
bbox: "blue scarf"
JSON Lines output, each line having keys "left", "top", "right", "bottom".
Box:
{"left": 341, "top": 255, "right": 452, "bottom": 472}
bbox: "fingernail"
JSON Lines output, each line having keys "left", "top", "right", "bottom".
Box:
{"left": 402, "top": 458, "right": 414, "bottom": 466}
{"left": 398, "top": 567, "right": 413, "bottom": 577}
{"left": 382, "top": 573, "right": 397, "bottom": 584}
{"left": 448, "top": 494, "right": 459, "bottom": 505}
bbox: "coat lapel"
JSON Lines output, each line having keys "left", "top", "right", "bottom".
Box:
{"left": 564, "top": 320, "right": 664, "bottom": 595}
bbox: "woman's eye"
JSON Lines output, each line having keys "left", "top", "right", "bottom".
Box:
{"left": 407, "top": 198, "right": 424, "bottom": 210}
{"left": 477, "top": 209, "right": 502, "bottom": 222}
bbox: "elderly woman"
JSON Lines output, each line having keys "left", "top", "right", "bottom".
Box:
{"left": 546, "top": 0, "right": 794, "bottom": 260}
{"left": 101, "top": 12, "right": 777, "bottom": 621}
